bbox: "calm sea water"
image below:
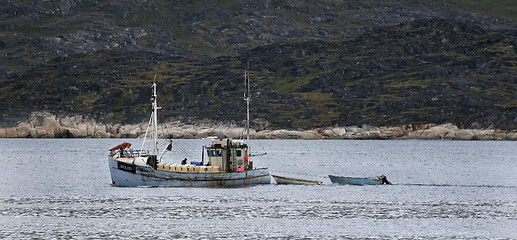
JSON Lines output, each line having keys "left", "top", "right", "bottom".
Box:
{"left": 0, "top": 138, "right": 515, "bottom": 239}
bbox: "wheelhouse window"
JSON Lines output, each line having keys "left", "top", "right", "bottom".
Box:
{"left": 236, "top": 150, "right": 242, "bottom": 157}
{"left": 208, "top": 149, "right": 222, "bottom": 157}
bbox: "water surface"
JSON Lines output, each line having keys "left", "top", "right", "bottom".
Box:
{"left": 0, "top": 139, "right": 515, "bottom": 239}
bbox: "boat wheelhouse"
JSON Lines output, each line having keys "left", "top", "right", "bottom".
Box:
{"left": 205, "top": 139, "right": 253, "bottom": 172}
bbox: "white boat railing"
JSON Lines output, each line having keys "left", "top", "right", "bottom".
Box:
{"left": 117, "top": 149, "right": 150, "bottom": 157}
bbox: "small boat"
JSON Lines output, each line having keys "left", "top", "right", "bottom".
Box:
{"left": 329, "top": 175, "right": 391, "bottom": 185}
{"left": 108, "top": 74, "right": 270, "bottom": 187}
{"left": 272, "top": 174, "right": 322, "bottom": 185}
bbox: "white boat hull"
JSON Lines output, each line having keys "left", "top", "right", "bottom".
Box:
{"left": 109, "top": 157, "right": 271, "bottom": 187}
{"left": 272, "top": 174, "right": 322, "bottom": 185}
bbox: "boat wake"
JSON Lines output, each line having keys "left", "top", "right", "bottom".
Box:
{"left": 396, "top": 183, "right": 516, "bottom": 189}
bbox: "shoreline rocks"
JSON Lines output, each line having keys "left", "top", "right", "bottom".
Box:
{"left": 0, "top": 112, "right": 516, "bottom": 140}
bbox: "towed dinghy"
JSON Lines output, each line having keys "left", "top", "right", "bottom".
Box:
{"left": 329, "top": 175, "right": 391, "bottom": 185}
{"left": 272, "top": 174, "right": 322, "bottom": 185}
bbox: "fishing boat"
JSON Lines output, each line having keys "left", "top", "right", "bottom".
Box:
{"left": 328, "top": 175, "right": 391, "bottom": 185}
{"left": 272, "top": 174, "right": 322, "bottom": 185}
{"left": 108, "top": 75, "right": 271, "bottom": 187}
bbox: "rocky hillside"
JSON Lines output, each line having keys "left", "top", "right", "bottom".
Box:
{"left": 1, "top": 0, "right": 517, "bottom": 130}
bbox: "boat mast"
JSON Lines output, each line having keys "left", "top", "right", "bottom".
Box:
{"left": 152, "top": 75, "right": 159, "bottom": 156}
{"left": 244, "top": 70, "right": 250, "bottom": 150}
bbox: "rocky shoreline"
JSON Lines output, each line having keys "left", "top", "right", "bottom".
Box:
{"left": 1, "top": 112, "right": 516, "bottom": 140}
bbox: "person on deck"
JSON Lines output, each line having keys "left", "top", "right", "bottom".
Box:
{"left": 181, "top": 158, "right": 187, "bottom": 165}
{"left": 236, "top": 166, "right": 244, "bottom": 172}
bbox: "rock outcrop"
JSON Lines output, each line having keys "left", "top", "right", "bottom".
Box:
{"left": 1, "top": 112, "right": 516, "bottom": 140}
{"left": 2, "top": 1, "right": 517, "bottom": 131}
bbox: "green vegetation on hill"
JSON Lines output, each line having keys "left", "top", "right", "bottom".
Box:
{"left": 0, "top": 0, "right": 517, "bottom": 129}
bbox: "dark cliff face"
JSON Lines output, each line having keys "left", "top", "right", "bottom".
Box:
{"left": 1, "top": 0, "right": 517, "bottom": 129}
